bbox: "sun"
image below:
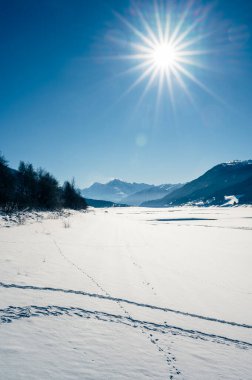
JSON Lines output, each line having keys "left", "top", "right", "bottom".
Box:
{"left": 152, "top": 43, "right": 178, "bottom": 71}
{"left": 112, "top": 1, "right": 216, "bottom": 105}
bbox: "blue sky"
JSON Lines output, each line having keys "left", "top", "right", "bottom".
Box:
{"left": 0, "top": 0, "right": 252, "bottom": 187}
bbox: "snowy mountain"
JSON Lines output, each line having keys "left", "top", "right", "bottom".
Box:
{"left": 123, "top": 184, "right": 183, "bottom": 206}
{"left": 81, "top": 179, "right": 152, "bottom": 203}
{"left": 142, "top": 160, "right": 252, "bottom": 207}
{"left": 81, "top": 180, "right": 183, "bottom": 205}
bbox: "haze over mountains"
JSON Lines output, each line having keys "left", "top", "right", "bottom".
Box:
{"left": 81, "top": 180, "right": 182, "bottom": 206}
{"left": 81, "top": 179, "right": 152, "bottom": 203}
{"left": 82, "top": 160, "right": 252, "bottom": 207}
{"left": 122, "top": 184, "right": 182, "bottom": 205}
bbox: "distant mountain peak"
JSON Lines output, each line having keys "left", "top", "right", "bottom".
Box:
{"left": 108, "top": 179, "right": 128, "bottom": 186}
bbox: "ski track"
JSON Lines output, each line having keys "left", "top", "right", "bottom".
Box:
{"left": 0, "top": 305, "right": 251, "bottom": 350}
{"left": 0, "top": 282, "right": 250, "bottom": 330}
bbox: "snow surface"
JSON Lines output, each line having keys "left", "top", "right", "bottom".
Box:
{"left": 223, "top": 195, "right": 240, "bottom": 206}
{"left": 0, "top": 207, "right": 252, "bottom": 379}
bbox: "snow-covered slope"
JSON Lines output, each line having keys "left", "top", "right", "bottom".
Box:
{"left": 143, "top": 160, "right": 252, "bottom": 207}
{"left": 0, "top": 207, "right": 252, "bottom": 379}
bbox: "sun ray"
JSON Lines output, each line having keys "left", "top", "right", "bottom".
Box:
{"left": 164, "top": 69, "right": 175, "bottom": 108}
{"left": 130, "top": 42, "right": 154, "bottom": 55}
{"left": 116, "top": 60, "right": 155, "bottom": 78}
{"left": 137, "top": 66, "right": 160, "bottom": 107}
{"left": 171, "top": 66, "right": 197, "bottom": 108}
{"left": 172, "top": 18, "right": 200, "bottom": 49}
{"left": 176, "top": 49, "right": 212, "bottom": 57}
{"left": 156, "top": 68, "right": 165, "bottom": 105}
{"left": 111, "top": 1, "right": 219, "bottom": 108}
{"left": 173, "top": 61, "right": 224, "bottom": 104}
{"left": 136, "top": 8, "right": 159, "bottom": 46}
{"left": 176, "top": 56, "right": 209, "bottom": 70}
{"left": 115, "top": 12, "right": 156, "bottom": 50}
{"left": 109, "top": 54, "right": 152, "bottom": 61}
{"left": 163, "top": 14, "right": 170, "bottom": 43}
{"left": 154, "top": 0, "right": 164, "bottom": 43}
{"left": 176, "top": 32, "right": 212, "bottom": 52}
{"left": 169, "top": 0, "right": 193, "bottom": 45}
{"left": 122, "top": 63, "right": 157, "bottom": 97}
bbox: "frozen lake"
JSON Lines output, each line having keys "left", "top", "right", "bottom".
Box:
{"left": 0, "top": 207, "right": 252, "bottom": 379}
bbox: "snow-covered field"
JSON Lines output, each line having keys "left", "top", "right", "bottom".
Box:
{"left": 0, "top": 206, "right": 251, "bottom": 379}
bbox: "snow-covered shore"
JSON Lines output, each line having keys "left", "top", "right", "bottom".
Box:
{"left": 0, "top": 207, "right": 251, "bottom": 379}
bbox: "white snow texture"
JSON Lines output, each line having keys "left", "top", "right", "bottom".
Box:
{"left": 0, "top": 206, "right": 252, "bottom": 379}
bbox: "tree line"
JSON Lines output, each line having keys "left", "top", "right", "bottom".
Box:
{"left": 0, "top": 153, "right": 87, "bottom": 211}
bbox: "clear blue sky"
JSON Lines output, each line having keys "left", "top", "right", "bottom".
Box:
{"left": 0, "top": 0, "right": 252, "bottom": 187}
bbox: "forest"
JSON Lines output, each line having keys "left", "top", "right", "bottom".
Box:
{"left": 0, "top": 153, "right": 87, "bottom": 212}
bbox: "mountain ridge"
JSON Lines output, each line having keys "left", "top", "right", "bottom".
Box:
{"left": 81, "top": 180, "right": 182, "bottom": 205}
{"left": 142, "top": 160, "right": 252, "bottom": 207}
{"left": 122, "top": 184, "right": 183, "bottom": 205}
{"left": 81, "top": 180, "right": 152, "bottom": 203}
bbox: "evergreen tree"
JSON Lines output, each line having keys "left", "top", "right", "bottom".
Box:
{"left": 37, "top": 169, "right": 60, "bottom": 209}
{"left": 0, "top": 153, "right": 15, "bottom": 206}
{"left": 62, "top": 180, "right": 87, "bottom": 210}
{"left": 17, "top": 161, "right": 38, "bottom": 207}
